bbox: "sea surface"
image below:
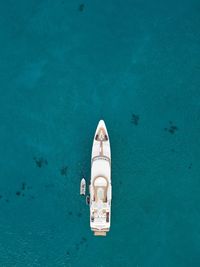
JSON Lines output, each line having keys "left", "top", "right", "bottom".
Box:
{"left": 0, "top": 0, "right": 200, "bottom": 266}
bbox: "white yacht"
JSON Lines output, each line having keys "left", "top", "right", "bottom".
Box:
{"left": 89, "top": 120, "right": 112, "bottom": 236}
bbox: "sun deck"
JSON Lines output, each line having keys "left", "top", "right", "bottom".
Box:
{"left": 93, "top": 176, "right": 109, "bottom": 202}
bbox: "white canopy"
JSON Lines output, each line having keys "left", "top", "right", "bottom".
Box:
{"left": 94, "top": 177, "right": 107, "bottom": 187}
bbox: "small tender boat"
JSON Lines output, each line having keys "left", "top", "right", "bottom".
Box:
{"left": 80, "top": 178, "right": 86, "bottom": 195}
{"left": 86, "top": 195, "right": 90, "bottom": 205}
{"left": 89, "top": 120, "right": 112, "bottom": 236}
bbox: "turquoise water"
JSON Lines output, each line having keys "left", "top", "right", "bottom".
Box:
{"left": 0, "top": 0, "right": 200, "bottom": 266}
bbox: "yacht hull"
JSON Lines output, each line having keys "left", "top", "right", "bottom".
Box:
{"left": 90, "top": 120, "right": 111, "bottom": 236}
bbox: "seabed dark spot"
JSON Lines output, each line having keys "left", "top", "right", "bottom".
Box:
{"left": 68, "top": 211, "right": 73, "bottom": 216}
{"left": 80, "top": 237, "right": 87, "bottom": 244}
{"left": 66, "top": 251, "right": 70, "bottom": 256}
{"left": 77, "top": 212, "right": 82, "bottom": 217}
{"left": 33, "top": 157, "right": 48, "bottom": 168}
{"left": 60, "top": 166, "right": 68, "bottom": 176}
{"left": 79, "top": 3, "right": 85, "bottom": 12}
{"left": 131, "top": 114, "right": 139, "bottom": 125}
{"left": 6, "top": 199, "right": 9, "bottom": 203}
{"left": 45, "top": 184, "right": 55, "bottom": 189}
{"left": 16, "top": 191, "right": 21, "bottom": 196}
{"left": 22, "top": 182, "right": 26, "bottom": 190}
{"left": 81, "top": 237, "right": 87, "bottom": 242}
{"left": 169, "top": 126, "right": 178, "bottom": 134}
{"left": 0, "top": 195, "right": 2, "bottom": 199}
{"left": 188, "top": 163, "right": 192, "bottom": 169}
{"left": 164, "top": 122, "right": 178, "bottom": 134}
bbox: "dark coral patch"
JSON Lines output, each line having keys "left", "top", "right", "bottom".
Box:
{"left": 66, "top": 251, "right": 70, "bottom": 256}
{"left": 60, "top": 166, "right": 68, "bottom": 176}
{"left": 164, "top": 122, "right": 178, "bottom": 134}
{"left": 45, "top": 184, "right": 55, "bottom": 189}
{"left": 79, "top": 3, "right": 85, "bottom": 12}
{"left": 22, "top": 182, "right": 26, "bottom": 190}
{"left": 33, "top": 157, "right": 48, "bottom": 168}
{"left": 169, "top": 125, "right": 178, "bottom": 134}
{"left": 16, "top": 191, "right": 21, "bottom": 196}
{"left": 77, "top": 212, "right": 82, "bottom": 218}
{"left": 80, "top": 237, "right": 87, "bottom": 245}
{"left": 131, "top": 114, "right": 139, "bottom": 125}
{"left": 81, "top": 237, "right": 87, "bottom": 242}
{"left": 188, "top": 163, "right": 192, "bottom": 170}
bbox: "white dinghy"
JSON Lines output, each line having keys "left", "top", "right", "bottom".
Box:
{"left": 80, "top": 178, "right": 86, "bottom": 195}
{"left": 89, "top": 120, "right": 112, "bottom": 236}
